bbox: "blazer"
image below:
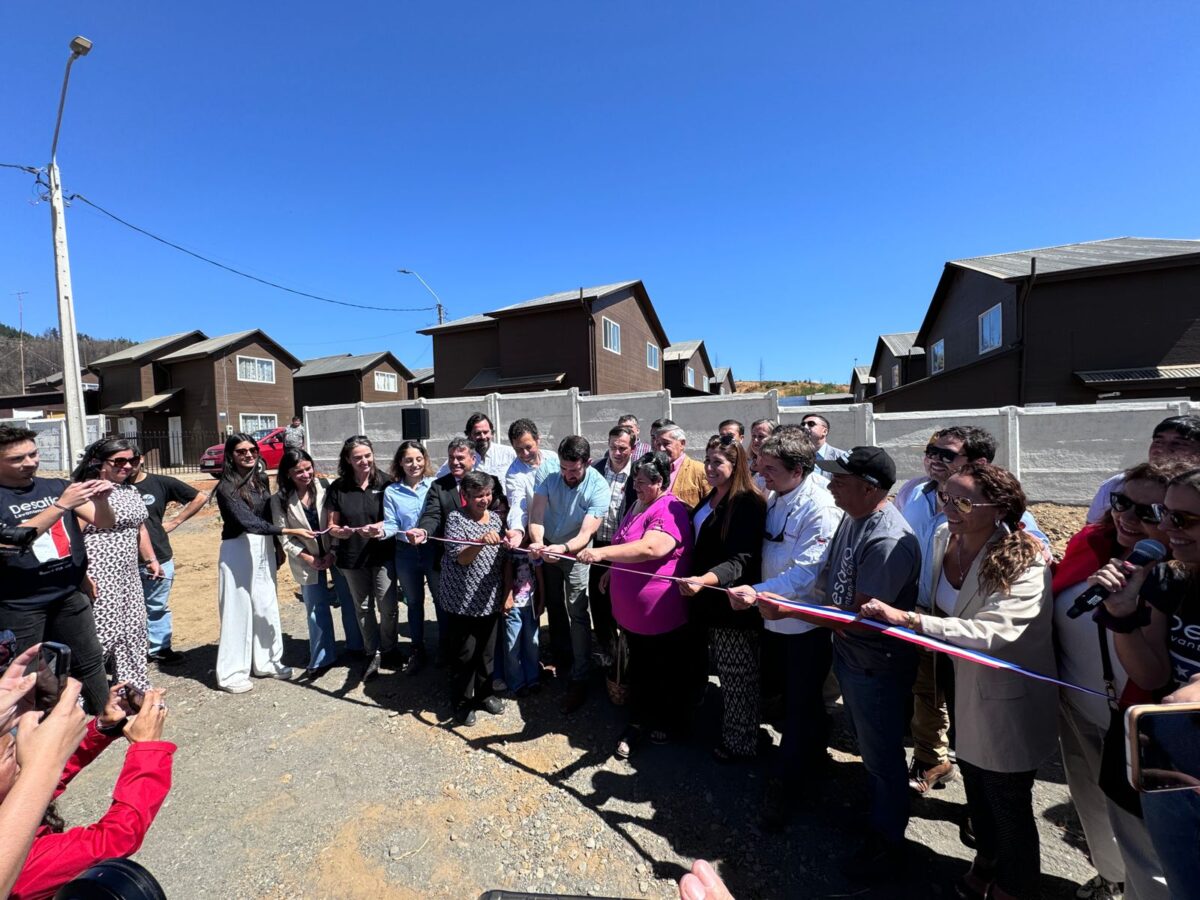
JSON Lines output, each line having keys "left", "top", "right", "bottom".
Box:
{"left": 417, "top": 472, "right": 506, "bottom": 570}
{"left": 671, "top": 456, "right": 711, "bottom": 509}
{"left": 270, "top": 479, "right": 332, "bottom": 587}
{"left": 919, "top": 524, "right": 1058, "bottom": 773}
{"left": 688, "top": 489, "right": 766, "bottom": 629}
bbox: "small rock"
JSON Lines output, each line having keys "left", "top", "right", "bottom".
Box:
{"left": 388, "top": 846, "right": 400, "bottom": 858}
{"left": 449, "top": 833, "right": 458, "bottom": 842}
{"left": 635, "top": 863, "right": 646, "bottom": 875}
{"left": 638, "top": 881, "right": 649, "bottom": 894}
{"left": 585, "top": 838, "right": 596, "bottom": 850}
{"left": 536, "top": 867, "right": 545, "bottom": 879}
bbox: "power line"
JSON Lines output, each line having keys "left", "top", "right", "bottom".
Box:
{"left": 66, "top": 194, "right": 436, "bottom": 314}
{"left": 0, "top": 163, "right": 40, "bottom": 174}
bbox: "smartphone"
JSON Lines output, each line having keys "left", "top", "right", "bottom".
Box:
{"left": 24, "top": 642, "right": 72, "bottom": 713}
{"left": 0, "top": 630, "right": 16, "bottom": 673}
{"left": 119, "top": 684, "right": 146, "bottom": 713}
{"left": 1126, "top": 703, "right": 1200, "bottom": 793}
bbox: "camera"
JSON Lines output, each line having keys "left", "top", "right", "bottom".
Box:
{"left": 0, "top": 524, "right": 37, "bottom": 555}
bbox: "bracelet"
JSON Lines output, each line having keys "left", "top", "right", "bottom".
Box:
{"left": 52, "top": 501, "right": 71, "bottom": 512}
{"left": 1094, "top": 602, "right": 1152, "bottom": 633}
{"left": 905, "top": 610, "right": 920, "bottom": 630}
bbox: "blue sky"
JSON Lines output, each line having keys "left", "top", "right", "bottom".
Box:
{"left": 2, "top": 3, "right": 1197, "bottom": 384}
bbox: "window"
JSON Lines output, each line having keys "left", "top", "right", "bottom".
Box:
{"left": 374, "top": 370, "right": 398, "bottom": 393}
{"left": 930, "top": 339, "right": 945, "bottom": 375}
{"left": 236, "top": 355, "right": 276, "bottom": 384}
{"left": 891, "top": 363, "right": 901, "bottom": 390}
{"left": 117, "top": 417, "right": 139, "bottom": 437}
{"left": 686, "top": 366, "right": 695, "bottom": 387}
{"left": 646, "top": 343, "right": 660, "bottom": 371}
{"left": 978, "top": 304, "right": 1002, "bottom": 354}
{"left": 602, "top": 317, "right": 621, "bottom": 354}
{"left": 239, "top": 413, "right": 277, "bottom": 433}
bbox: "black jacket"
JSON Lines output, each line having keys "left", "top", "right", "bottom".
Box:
{"left": 688, "top": 488, "right": 766, "bottom": 629}
{"left": 590, "top": 457, "right": 638, "bottom": 542}
{"left": 417, "top": 472, "right": 506, "bottom": 570}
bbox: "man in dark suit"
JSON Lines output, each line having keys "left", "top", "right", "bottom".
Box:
{"left": 588, "top": 425, "right": 639, "bottom": 663}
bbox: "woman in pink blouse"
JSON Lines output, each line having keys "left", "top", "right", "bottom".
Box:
{"left": 579, "top": 451, "right": 693, "bottom": 759}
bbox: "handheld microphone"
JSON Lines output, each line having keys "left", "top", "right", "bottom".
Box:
{"left": 1066, "top": 538, "right": 1167, "bottom": 619}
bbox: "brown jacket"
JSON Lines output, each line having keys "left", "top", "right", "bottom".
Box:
{"left": 670, "top": 456, "right": 711, "bottom": 509}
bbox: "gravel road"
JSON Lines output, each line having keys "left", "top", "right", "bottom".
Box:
{"left": 51, "top": 502, "right": 1099, "bottom": 899}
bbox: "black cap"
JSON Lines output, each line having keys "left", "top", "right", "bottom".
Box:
{"left": 815, "top": 445, "right": 896, "bottom": 490}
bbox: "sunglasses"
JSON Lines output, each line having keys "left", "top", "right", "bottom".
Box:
{"left": 924, "top": 445, "right": 961, "bottom": 464}
{"left": 1153, "top": 504, "right": 1200, "bottom": 530}
{"left": 801, "top": 421, "right": 823, "bottom": 429}
{"left": 937, "top": 490, "right": 1001, "bottom": 516}
{"left": 1109, "top": 492, "right": 1163, "bottom": 524}
{"left": 233, "top": 447, "right": 259, "bottom": 456}
{"left": 717, "top": 433, "right": 738, "bottom": 447}
{"left": 104, "top": 455, "right": 142, "bottom": 467}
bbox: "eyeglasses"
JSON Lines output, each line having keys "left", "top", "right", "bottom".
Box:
{"left": 924, "top": 445, "right": 961, "bottom": 464}
{"left": 104, "top": 455, "right": 141, "bottom": 468}
{"left": 717, "top": 433, "right": 737, "bottom": 447}
{"left": 801, "top": 420, "right": 823, "bottom": 429}
{"left": 937, "top": 490, "right": 1001, "bottom": 516}
{"left": 1153, "top": 504, "right": 1200, "bottom": 530}
{"left": 1109, "top": 492, "right": 1163, "bottom": 524}
{"left": 233, "top": 447, "right": 259, "bottom": 456}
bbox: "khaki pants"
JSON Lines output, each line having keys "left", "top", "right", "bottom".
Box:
{"left": 910, "top": 647, "right": 950, "bottom": 767}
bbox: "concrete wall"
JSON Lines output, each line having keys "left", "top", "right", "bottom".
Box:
{"left": 0, "top": 415, "right": 107, "bottom": 472}
{"left": 302, "top": 392, "right": 1200, "bottom": 505}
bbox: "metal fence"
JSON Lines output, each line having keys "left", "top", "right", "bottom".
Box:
{"left": 111, "top": 429, "right": 223, "bottom": 476}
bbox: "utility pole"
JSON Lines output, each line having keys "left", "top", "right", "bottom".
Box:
{"left": 398, "top": 269, "right": 445, "bottom": 324}
{"left": 759, "top": 357, "right": 765, "bottom": 381}
{"left": 13, "top": 291, "right": 27, "bottom": 394}
{"left": 48, "top": 36, "right": 93, "bottom": 465}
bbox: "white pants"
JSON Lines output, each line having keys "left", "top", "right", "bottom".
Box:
{"left": 216, "top": 534, "right": 285, "bottom": 688}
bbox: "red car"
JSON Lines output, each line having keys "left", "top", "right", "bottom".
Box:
{"left": 200, "top": 427, "right": 289, "bottom": 477}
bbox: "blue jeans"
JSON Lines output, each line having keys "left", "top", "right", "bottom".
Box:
{"left": 1142, "top": 786, "right": 1200, "bottom": 890}
{"left": 301, "top": 580, "right": 338, "bottom": 670}
{"left": 503, "top": 604, "right": 540, "bottom": 692}
{"left": 834, "top": 646, "right": 919, "bottom": 845}
{"left": 329, "top": 566, "right": 365, "bottom": 652}
{"left": 395, "top": 542, "right": 441, "bottom": 652}
{"left": 141, "top": 559, "right": 176, "bottom": 654}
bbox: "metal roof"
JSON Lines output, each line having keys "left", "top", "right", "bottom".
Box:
{"left": 952, "top": 237, "right": 1200, "bottom": 281}
{"left": 157, "top": 330, "right": 258, "bottom": 362}
{"left": 879, "top": 332, "right": 922, "bottom": 357}
{"left": 294, "top": 352, "right": 407, "bottom": 380}
{"left": 489, "top": 281, "right": 639, "bottom": 315}
{"left": 418, "top": 313, "right": 497, "bottom": 334}
{"left": 711, "top": 366, "right": 731, "bottom": 382}
{"left": 664, "top": 340, "right": 703, "bottom": 362}
{"left": 100, "top": 388, "right": 182, "bottom": 414}
{"left": 852, "top": 365, "right": 874, "bottom": 382}
{"left": 89, "top": 331, "right": 206, "bottom": 368}
{"left": 409, "top": 367, "right": 434, "bottom": 382}
{"left": 462, "top": 367, "right": 566, "bottom": 392}
{"left": 1076, "top": 364, "right": 1200, "bottom": 385}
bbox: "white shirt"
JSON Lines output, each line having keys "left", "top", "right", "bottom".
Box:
{"left": 808, "top": 442, "right": 845, "bottom": 488}
{"left": 436, "top": 443, "right": 518, "bottom": 481}
{"left": 503, "top": 449, "right": 560, "bottom": 532}
{"left": 753, "top": 476, "right": 844, "bottom": 634}
{"left": 1087, "top": 473, "right": 1123, "bottom": 525}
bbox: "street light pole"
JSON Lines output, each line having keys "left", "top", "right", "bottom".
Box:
{"left": 398, "top": 268, "right": 445, "bottom": 325}
{"left": 49, "top": 36, "right": 93, "bottom": 467}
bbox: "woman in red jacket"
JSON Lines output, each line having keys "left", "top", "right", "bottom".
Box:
{"left": 4, "top": 683, "right": 176, "bottom": 900}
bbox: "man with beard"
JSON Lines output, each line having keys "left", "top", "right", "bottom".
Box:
{"left": 437, "top": 413, "right": 516, "bottom": 480}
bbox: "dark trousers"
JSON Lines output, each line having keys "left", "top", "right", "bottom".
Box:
{"left": 625, "top": 626, "right": 689, "bottom": 736}
{"left": 587, "top": 540, "right": 616, "bottom": 655}
{"left": 1, "top": 591, "right": 109, "bottom": 714}
{"left": 777, "top": 628, "right": 833, "bottom": 780}
{"left": 959, "top": 760, "right": 1041, "bottom": 898}
{"left": 445, "top": 610, "right": 499, "bottom": 708}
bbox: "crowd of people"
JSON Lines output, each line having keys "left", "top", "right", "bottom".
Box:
{"left": 2, "top": 407, "right": 1200, "bottom": 898}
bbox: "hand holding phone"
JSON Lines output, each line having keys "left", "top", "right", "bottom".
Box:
{"left": 1126, "top": 703, "right": 1200, "bottom": 794}
{"left": 24, "top": 642, "right": 72, "bottom": 714}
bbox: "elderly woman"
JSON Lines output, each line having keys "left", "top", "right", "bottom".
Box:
{"left": 861, "top": 463, "right": 1056, "bottom": 900}
{"left": 579, "top": 452, "right": 693, "bottom": 759}
{"left": 1053, "top": 462, "right": 1175, "bottom": 900}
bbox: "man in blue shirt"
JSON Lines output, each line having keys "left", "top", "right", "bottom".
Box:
{"left": 529, "top": 435, "right": 610, "bottom": 715}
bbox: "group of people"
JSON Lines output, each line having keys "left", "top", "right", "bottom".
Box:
{"left": 4, "top": 405, "right": 1200, "bottom": 899}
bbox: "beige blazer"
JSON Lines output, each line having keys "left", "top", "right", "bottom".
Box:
{"left": 920, "top": 524, "right": 1058, "bottom": 773}
{"left": 270, "top": 480, "right": 332, "bottom": 587}
{"left": 671, "top": 456, "right": 711, "bottom": 510}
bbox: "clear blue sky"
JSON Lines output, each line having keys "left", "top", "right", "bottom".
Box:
{"left": 2, "top": 3, "right": 1198, "bottom": 384}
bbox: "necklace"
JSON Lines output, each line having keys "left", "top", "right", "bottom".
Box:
{"left": 953, "top": 535, "right": 983, "bottom": 587}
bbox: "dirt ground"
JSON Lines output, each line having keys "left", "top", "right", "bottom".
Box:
{"left": 52, "top": 493, "right": 1097, "bottom": 899}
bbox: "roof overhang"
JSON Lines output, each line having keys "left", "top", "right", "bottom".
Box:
{"left": 1076, "top": 364, "right": 1200, "bottom": 390}
{"left": 101, "top": 388, "right": 183, "bottom": 415}
{"left": 462, "top": 368, "right": 566, "bottom": 393}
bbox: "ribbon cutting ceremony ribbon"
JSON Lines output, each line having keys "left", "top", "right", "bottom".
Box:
{"left": 414, "top": 532, "right": 1104, "bottom": 699}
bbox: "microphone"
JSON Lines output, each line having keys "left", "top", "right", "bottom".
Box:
{"left": 1066, "top": 538, "right": 1167, "bottom": 619}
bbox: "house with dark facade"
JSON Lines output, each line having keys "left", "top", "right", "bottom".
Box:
{"left": 709, "top": 366, "right": 736, "bottom": 395}
{"left": 294, "top": 352, "right": 414, "bottom": 410}
{"left": 418, "top": 281, "right": 670, "bottom": 396}
{"left": 871, "top": 237, "right": 1200, "bottom": 412}
{"left": 868, "top": 332, "right": 925, "bottom": 396}
{"left": 90, "top": 330, "right": 208, "bottom": 435}
{"left": 408, "top": 367, "right": 435, "bottom": 399}
{"left": 664, "top": 340, "right": 715, "bottom": 397}
{"left": 850, "top": 365, "right": 876, "bottom": 403}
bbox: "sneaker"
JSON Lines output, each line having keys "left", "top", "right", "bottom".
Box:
{"left": 220, "top": 680, "right": 253, "bottom": 694}
{"left": 403, "top": 649, "right": 426, "bottom": 676}
{"left": 364, "top": 651, "right": 382, "bottom": 681}
{"left": 253, "top": 665, "right": 293, "bottom": 681}
{"left": 148, "top": 648, "right": 185, "bottom": 665}
{"left": 480, "top": 695, "right": 505, "bottom": 715}
{"left": 1076, "top": 875, "right": 1124, "bottom": 900}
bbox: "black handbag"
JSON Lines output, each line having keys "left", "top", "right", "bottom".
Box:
{"left": 1096, "top": 624, "right": 1142, "bottom": 817}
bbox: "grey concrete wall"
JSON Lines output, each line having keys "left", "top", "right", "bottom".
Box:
{"left": 0, "top": 415, "right": 106, "bottom": 472}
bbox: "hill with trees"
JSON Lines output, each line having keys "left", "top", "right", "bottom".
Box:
{"left": 0, "top": 321, "right": 134, "bottom": 395}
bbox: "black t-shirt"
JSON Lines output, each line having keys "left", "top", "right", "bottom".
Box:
{"left": 0, "top": 478, "right": 88, "bottom": 608}
{"left": 327, "top": 477, "right": 394, "bottom": 569}
{"left": 134, "top": 473, "right": 200, "bottom": 564}
{"left": 1143, "top": 563, "right": 1200, "bottom": 687}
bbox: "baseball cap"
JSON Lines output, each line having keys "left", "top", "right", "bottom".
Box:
{"left": 815, "top": 445, "right": 896, "bottom": 490}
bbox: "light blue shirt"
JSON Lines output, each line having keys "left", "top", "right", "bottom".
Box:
{"left": 533, "top": 465, "right": 609, "bottom": 546}
{"left": 382, "top": 477, "right": 434, "bottom": 537}
{"left": 505, "top": 450, "right": 560, "bottom": 532}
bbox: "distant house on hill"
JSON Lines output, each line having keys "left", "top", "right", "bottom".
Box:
{"left": 26, "top": 368, "right": 99, "bottom": 394}
{"left": 664, "top": 340, "right": 715, "bottom": 397}
{"left": 870, "top": 237, "right": 1200, "bottom": 411}
{"left": 868, "top": 332, "right": 925, "bottom": 396}
{"left": 294, "top": 352, "right": 414, "bottom": 409}
{"left": 709, "top": 366, "right": 736, "bottom": 395}
{"left": 850, "top": 365, "right": 875, "bottom": 403}
{"left": 418, "top": 281, "right": 670, "bottom": 397}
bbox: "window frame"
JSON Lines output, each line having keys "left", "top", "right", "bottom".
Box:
{"left": 930, "top": 338, "right": 945, "bottom": 375}
{"left": 373, "top": 370, "right": 398, "bottom": 393}
{"left": 602, "top": 317, "right": 621, "bottom": 354}
{"left": 239, "top": 413, "right": 278, "bottom": 433}
{"left": 978, "top": 304, "right": 1002, "bottom": 354}
{"left": 645, "top": 342, "right": 660, "bottom": 371}
{"left": 236, "top": 354, "right": 276, "bottom": 384}
{"left": 686, "top": 366, "right": 695, "bottom": 387}
{"left": 891, "top": 363, "right": 901, "bottom": 390}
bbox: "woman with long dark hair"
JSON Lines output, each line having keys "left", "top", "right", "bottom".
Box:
{"left": 215, "top": 432, "right": 310, "bottom": 693}
{"left": 861, "top": 463, "right": 1056, "bottom": 900}
{"left": 678, "top": 434, "right": 766, "bottom": 761}
{"left": 271, "top": 448, "right": 363, "bottom": 680}
{"left": 327, "top": 435, "right": 396, "bottom": 681}
{"left": 382, "top": 440, "right": 438, "bottom": 675}
{"left": 73, "top": 439, "right": 159, "bottom": 692}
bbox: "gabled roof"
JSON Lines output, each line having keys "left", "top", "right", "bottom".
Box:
{"left": 664, "top": 340, "right": 703, "bottom": 362}
{"left": 869, "top": 331, "right": 924, "bottom": 378}
{"left": 294, "top": 351, "right": 414, "bottom": 381}
{"left": 408, "top": 367, "right": 434, "bottom": 383}
{"left": 711, "top": 366, "right": 732, "bottom": 383}
{"left": 88, "top": 331, "right": 207, "bottom": 369}
{"left": 27, "top": 368, "right": 91, "bottom": 388}
{"left": 851, "top": 365, "right": 875, "bottom": 386}
{"left": 951, "top": 237, "right": 1200, "bottom": 281}
{"left": 157, "top": 329, "right": 303, "bottom": 369}
{"left": 489, "top": 280, "right": 639, "bottom": 315}
{"left": 417, "top": 313, "right": 497, "bottom": 335}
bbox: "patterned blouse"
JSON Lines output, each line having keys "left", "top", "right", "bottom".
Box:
{"left": 439, "top": 510, "right": 507, "bottom": 617}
